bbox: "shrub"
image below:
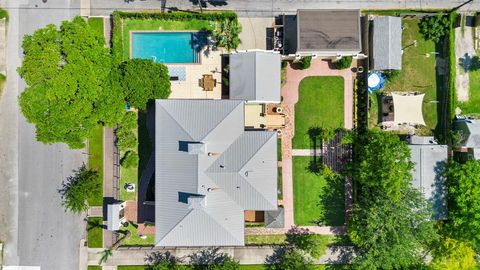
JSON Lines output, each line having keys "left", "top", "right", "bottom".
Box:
{"left": 116, "top": 128, "right": 137, "bottom": 151}
{"left": 114, "top": 10, "right": 237, "bottom": 22}
{"left": 121, "top": 111, "right": 137, "bottom": 130}
{"left": 213, "top": 19, "right": 242, "bottom": 51}
{"left": 299, "top": 56, "right": 312, "bottom": 70}
{"left": 419, "top": 15, "right": 449, "bottom": 43}
{"left": 121, "top": 150, "right": 139, "bottom": 168}
{"left": 335, "top": 56, "right": 352, "bottom": 70}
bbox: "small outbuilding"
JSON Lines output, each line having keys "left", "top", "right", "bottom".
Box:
{"left": 455, "top": 118, "right": 480, "bottom": 159}
{"left": 371, "top": 16, "right": 402, "bottom": 70}
{"left": 229, "top": 51, "right": 281, "bottom": 103}
{"left": 408, "top": 136, "right": 448, "bottom": 220}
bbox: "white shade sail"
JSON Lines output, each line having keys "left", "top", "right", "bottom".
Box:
{"left": 392, "top": 93, "right": 426, "bottom": 126}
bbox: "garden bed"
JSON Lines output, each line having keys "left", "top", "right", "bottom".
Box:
{"left": 293, "top": 76, "right": 344, "bottom": 149}
{"left": 293, "top": 157, "right": 345, "bottom": 226}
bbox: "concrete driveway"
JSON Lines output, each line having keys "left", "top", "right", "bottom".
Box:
{"left": 237, "top": 17, "right": 275, "bottom": 50}
{"left": 0, "top": 0, "right": 85, "bottom": 269}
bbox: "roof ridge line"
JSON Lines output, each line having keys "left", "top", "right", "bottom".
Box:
{"left": 202, "top": 207, "right": 244, "bottom": 244}
{"left": 157, "top": 102, "right": 195, "bottom": 141}
{"left": 156, "top": 208, "right": 193, "bottom": 246}
{"left": 200, "top": 100, "right": 244, "bottom": 141}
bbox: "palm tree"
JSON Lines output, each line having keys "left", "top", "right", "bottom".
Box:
{"left": 213, "top": 19, "right": 242, "bottom": 52}
{"left": 98, "top": 248, "right": 113, "bottom": 265}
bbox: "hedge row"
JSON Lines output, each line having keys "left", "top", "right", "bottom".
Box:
{"left": 114, "top": 10, "right": 237, "bottom": 21}
{"left": 112, "top": 12, "right": 123, "bottom": 65}
{"left": 447, "top": 12, "right": 457, "bottom": 121}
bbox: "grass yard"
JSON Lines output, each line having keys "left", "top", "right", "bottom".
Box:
{"left": 121, "top": 18, "right": 215, "bottom": 61}
{"left": 293, "top": 157, "right": 345, "bottom": 226}
{"left": 120, "top": 222, "right": 155, "bottom": 246}
{"left": 293, "top": 76, "right": 344, "bottom": 149}
{"left": 87, "top": 217, "right": 103, "bottom": 248}
{"left": 88, "top": 17, "right": 104, "bottom": 38}
{"left": 87, "top": 266, "right": 101, "bottom": 270}
{"left": 459, "top": 68, "right": 480, "bottom": 115}
{"left": 373, "top": 18, "right": 443, "bottom": 135}
{"left": 88, "top": 125, "right": 103, "bottom": 206}
{"left": 245, "top": 234, "right": 286, "bottom": 245}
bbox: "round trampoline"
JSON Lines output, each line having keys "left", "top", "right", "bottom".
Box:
{"left": 368, "top": 72, "right": 386, "bottom": 93}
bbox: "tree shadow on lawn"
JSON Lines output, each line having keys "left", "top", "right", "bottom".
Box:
{"left": 314, "top": 173, "right": 345, "bottom": 226}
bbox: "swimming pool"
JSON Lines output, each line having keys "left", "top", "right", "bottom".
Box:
{"left": 131, "top": 32, "right": 205, "bottom": 64}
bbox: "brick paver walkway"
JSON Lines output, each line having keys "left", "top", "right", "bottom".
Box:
{"left": 245, "top": 226, "right": 345, "bottom": 235}
{"left": 291, "top": 149, "right": 322, "bottom": 156}
{"left": 279, "top": 59, "right": 355, "bottom": 233}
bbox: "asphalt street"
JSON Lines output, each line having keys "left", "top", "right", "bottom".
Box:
{"left": 0, "top": 0, "right": 85, "bottom": 269}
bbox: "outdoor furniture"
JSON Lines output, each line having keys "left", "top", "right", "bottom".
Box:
{"left": 202, "top": 74, "right": 216, "bottom": 91}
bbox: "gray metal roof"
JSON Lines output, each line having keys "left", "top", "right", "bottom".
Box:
{"left": 296, "top": 9, "right": 361, "bottom": 52}
{"left": 107, "top": 203, "right": 122, "bottom": 231}
{"left": 265, "top": 207, "right": 284, "bottom": 228}
{"left": 456, "top": 119, "right": 480, "bottom": 148}
{"left": 372, "top": 16, "right": 402, "bottom": 70}
{"left": 229, "top": 52, "right": 281, "bottom": 103}
{"left": 155, "top": 99, "right": 277, "bottom": 247}
{"left": 409, "top": 143, "right": 448, "bottom": 220}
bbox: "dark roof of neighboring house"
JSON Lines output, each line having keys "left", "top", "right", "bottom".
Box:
{"left": 229, "top": 51, "right": 281, "bottom": 103}
{"left": 296, "top": 9, "right": 361, "bottom": 52}
{"left": 154, "top": 99, "right": 278, "bottom": 247}
{"left": 264, "top": 207, "right": 284, "bottom": 228}
{"left": 372, "top": 16, "right": 402, "bottom": 70}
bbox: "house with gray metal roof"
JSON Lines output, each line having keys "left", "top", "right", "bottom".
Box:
{"left": 408, "top": 137, "right": 448, "bottom": 220}
{"left": 155, "top": 99, "right": 278, "bottom": 247}
{"left": 371, "top": 16, "right": 402, "bottom": 70}
{"left": 283, "top": 9, "right": 362, "bottom": 57}
{"left": 229, "top": 51, "right": 281, "bottom": 103}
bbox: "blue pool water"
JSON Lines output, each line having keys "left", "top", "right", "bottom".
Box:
{"left": 132, "top": 32, "right": 205, "bottom": 64}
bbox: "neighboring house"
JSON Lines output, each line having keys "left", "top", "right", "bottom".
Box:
{"left": 455, "top": 118, "right": 480, "bottom": 159}
{"left": 155, "top": 99, "right": 278, "bottom": 247}
{"left": 408, "top": 136, "right": 448, "bottom": 220}
{"left": 283, "top": 9, "right": 362, "bottom": 57}
{"left": 371, "top": 16, "right": 402, "bottom": 70}
{"left": 229, "top": 51, "right": 281, "bottom": 103}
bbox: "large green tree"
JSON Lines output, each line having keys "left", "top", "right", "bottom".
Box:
{"left": 348, "top": 130, "right": 437, "bottom": 269}
{"left": 430, "top": 237, "right": 477, "bottom": 270}
{"left": 59, "top": 165, "right": 101, "bottom": 213}
{"left": 120, "top": 59, "right": 171, "bottom": 110}
{"left": 445, "top": 160, "right": 480, "bottom": 247}
{"left": 349, "top": 187, "right": 436, "bottom": 269}
{"left": 351, "top": 130, "right": 414, "bottom": 200}
{"left": 18, "top": 17, "right": 125, "bottom": 149}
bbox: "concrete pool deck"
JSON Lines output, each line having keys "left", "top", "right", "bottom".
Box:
{"left": 168, "top": 48, "right": 223, "bottom": 99}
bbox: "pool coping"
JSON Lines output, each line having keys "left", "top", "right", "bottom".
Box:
{"left": 129, "top": 30, "right": 209, "bottom": 65}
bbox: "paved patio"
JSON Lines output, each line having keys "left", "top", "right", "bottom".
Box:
{"left": 279, "top": 59, "right": 355, "bottom": 233}
{"left": 168, "top": 48, "right": 224, "bottom": 99}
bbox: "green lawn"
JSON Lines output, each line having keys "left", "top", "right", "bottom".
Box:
{"left": 293, "top": 157, "right": 345, "bottom": 226}
{"left": 0, "top": 73, "right": 5, "bottom": 97}
{"left": 245, "top": 234, "right": 286, "bottom": 245}
{"left": 88, "top": 125, "right": 103, "bottom": 206}
{"left": 0, "top": 9, "right": 8, "bottom": 21}
{"left": 88, "top": 17, "right": 104, "bottom": 39}
{"left": 87, "top": 266, "right": 102, "bottom": 270}
{"left": 459, "top": 68, "right": 480, "bottom": 115}
{"left": 277, "top": 167, "right": 283, "bottom": 200}
{"left": 87, "top": 217, "right": 103, "bottom": 248}
{"left": 372, "top": 18, "right": 442, "bottom": 135}
{"left": 121, "top": 18, "right": 215, "bottom": 61}
{"left": 293, "top": 76, "right": 344, "bottom": 149}
{"left": 120, "top": 222, "right": 155, "bottom": 246}
{"left": 118, "top": 267, "right": 145, "bottom": 270}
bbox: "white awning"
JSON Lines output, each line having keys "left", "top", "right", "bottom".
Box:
{"left": 392, "top": 93, "right": 426, "bottom": 126}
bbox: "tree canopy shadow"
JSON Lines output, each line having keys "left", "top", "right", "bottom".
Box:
{"left": 459, "top": 53, "right": 480, "bottom": 72}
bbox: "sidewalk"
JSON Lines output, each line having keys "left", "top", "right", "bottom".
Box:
{"left": 87, "top": 245, "right": 354, "bottom": 266}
